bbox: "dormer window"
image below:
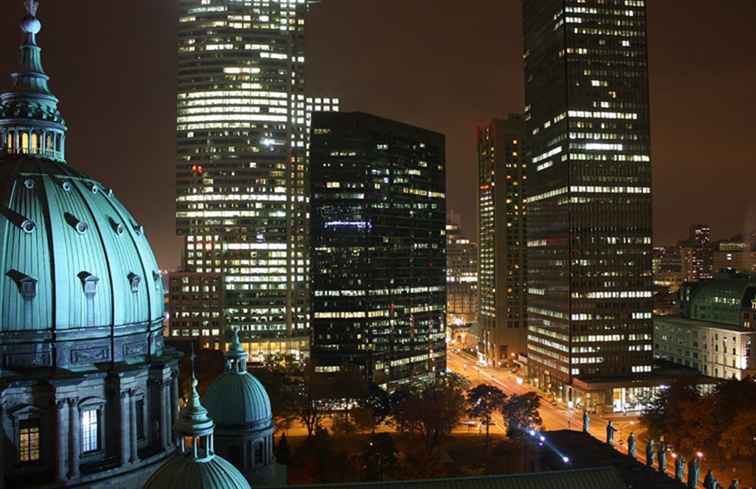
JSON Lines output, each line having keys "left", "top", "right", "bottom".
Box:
{"left": 64, "top": 212, "right": 88, "bottom": 234}
{"left": 152, "top": 271, "right": 162, "bottom": 291}
{"left": 109, "top": 217, "right": 124, "bottom": 235}
{"left": 7, "top": 270, "right": 37, "bottom": 300}
{"left": 20, "top": 277, "right": 37, "bottom": 299}
{"left": 128, "top": 273, "right": 141, "bottom": 293}
{"left": 78, "top": 272, "right": 99, "bottom": 297}
{"left": 20, "top": 219, "right": 36, "bottom": 234}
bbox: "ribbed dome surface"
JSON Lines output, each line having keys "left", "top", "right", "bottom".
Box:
{"left": 0, "top": 157, "right": 164, "bottom": 331}
{"left": 143, "top": 453, "right": 251, "bottom": 489}
{"left": 204, "top": 371, "right": 273, "bottom": 430}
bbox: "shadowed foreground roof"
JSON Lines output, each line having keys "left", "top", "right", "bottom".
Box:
{"left": 274, "top": 467, "right": 626, "bottom": 489}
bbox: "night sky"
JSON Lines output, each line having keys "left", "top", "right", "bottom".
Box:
{"left": 1, "top": 1, "right": 754, "bottom": 269}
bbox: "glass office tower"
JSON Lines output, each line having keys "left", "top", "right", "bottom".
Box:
{"left": 477, "top": 116, "right": 528, "bottom": 368}
{"left": 174, "top": 0, "right": 312, "bottom": 357}
{"left": 522, "top": 0, "right": 654, "bottom": 410}
{"left": 309, "top": 112, "right": 447, "bottom": 388}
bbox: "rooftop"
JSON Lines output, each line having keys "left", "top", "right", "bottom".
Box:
{"left": 655, "top": 315, "right": 754, "bottom": 334}
{"left": 274, "top": 467, "right": 625, "bottom": 489}
{"left": 544, "top": 431, "right": 687, "bottom": 489}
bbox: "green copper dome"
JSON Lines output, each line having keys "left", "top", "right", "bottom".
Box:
{"left": 683, "top": 272, "right": 756, "bottom": 326}
{"left": 203, "top": 330, "right": 273, "bottom": 430}
{"left": 0, "top": 160, "right": 164, "bottom": 331}
{"left": 145, "top": 453, "right": 251, "bottom": 489}
{"left": 145, "top": 356, "right": 251, "bottom": 489}
{"left": 0, "top": 2, "right": 165, "bottom": 368}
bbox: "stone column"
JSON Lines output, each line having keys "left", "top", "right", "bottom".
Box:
{"left": 54, "top": 400, "right": 67, "bottom": 482}
{"left": 129, "top": 390, "right": 139, "bottom": 463}
{"left": 0, "top": 401, "right": 6, "bottom": 489}
{"left": 67, "top": 398, "right": 80, "bottom": 480}
{"left": 119, "top": 391, "right": 130, "bottom": 467}
{"left": 157, "top": 380, "right": 169, "bottom": 451}
{"left": 170, "top": 371, "right": 179, "bottom": 445}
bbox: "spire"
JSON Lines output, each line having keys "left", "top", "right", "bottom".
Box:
{"left": 15, "top": 0, "right": 51, "bottom": 95}
{"left": 224, "top": 327, "right": 248, "bottom": 374}
{"left": 1, "top": 0, "right": 67, "bottom": 162}
{"left": 175, "top": 344, "right": 216, "bottom": 461}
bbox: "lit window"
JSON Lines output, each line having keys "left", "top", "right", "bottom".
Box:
{"left": 81, "top": 409, "right": 100, "bottom": 453}
{"left": 19, "top": 420, "right": 40, "bottom": 463}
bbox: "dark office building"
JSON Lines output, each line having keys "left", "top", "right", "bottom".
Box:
{"left": 309, "top": 112, "right": 447, "bottom": 388}
{"left": 523, "top": 0, "right": 654, "bottom": 412}
{"left": 477, "top": 116, "right": 528, "bottom": 367}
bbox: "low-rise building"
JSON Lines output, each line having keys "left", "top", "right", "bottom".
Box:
{"left": 654, "top": 272, "right": 756, "bottom": 379}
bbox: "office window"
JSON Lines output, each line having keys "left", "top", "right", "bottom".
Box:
{"left": 19, "top": 419, "right": 40, "bottom": 463}
{"left": 81, "top": 409, "right": 100, "bottom": 453}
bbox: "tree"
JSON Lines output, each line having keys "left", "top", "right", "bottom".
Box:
{"left": 331, "top": 412, "right": 358, "bottom": 437}
{"left": 501, "top": 392, "right": 542, "bottom": 438}
{"left": 361, "top": 433, "right": 399, "bottom": 481}
{"left": 352, "top": 407, "right": 378, "bottom": 434}
{"left": 358, "top": 383, "right": 392, "bottom": 431}
{"left": 466, "top": 384, "right": 507, "bottom": 449}
{"left": 287, "top": 363, "right": 332, "bottom": 438}
{"left": 639, "top": 381, "right": 714, "bottom": 456}
{"left": 719, "top": 410, "right": 756, "bottom": 479}
{"left": 390, "top": 379, "right": 467, "bottom": 451}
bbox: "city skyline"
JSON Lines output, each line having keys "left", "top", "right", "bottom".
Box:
{"left": 0, "top": 1, "right": 753, "bottom": 270}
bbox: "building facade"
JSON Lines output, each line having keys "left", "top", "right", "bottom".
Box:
{"left": 653, "top": 245, "right": 684, "bottom": 292}
{"left": 309, "top": 112, "right": 447, "bottom": 388}
{"left": 680, "top": 224, "right": 713, "bottom": 282}
{"left": 446, "top": 223, "right": 478, "bottom": 328}
{"left": 0, "top": 4, "right": 179, "bottom": 487}
{"left": 655, "top": 272, "right": 756, "bottom": 379}
{"left": 477, "top": 116, "right": 527, "bottom": 367}
{"left": 712, "top": 239, "right": 756, "bottom": 275}
{"left": 174, "top": 0, "right": 319, "bottom": 358}
{"left": 522, "top": 0, "right": 654, "bottom": 409}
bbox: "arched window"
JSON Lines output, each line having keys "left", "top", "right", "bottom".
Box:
{"left": 31, "top": 133, "right": 39, "bottom": 153}
{"left": 46, "top": 133, "right": 53, "bottom": 153}
{"left": 21, "top": 132, "right": 29, "bottom": 153}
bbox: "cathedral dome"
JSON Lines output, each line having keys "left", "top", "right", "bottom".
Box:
{"left": 0, "top": 1, "right": 164, "bottom": 369}
{"left": 204, "top": 371, "right": 273, "bottom": 430}
{"left": 203, "top": 331, "right": 273, "bottom": 430}
{"left": 144, "top": 452, "right": 251, "bottom": 489}
{"left": 145, "top": 364, "right": 251, "bottom": 489}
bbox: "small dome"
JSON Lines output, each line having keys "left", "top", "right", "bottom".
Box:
{"left": 144, "top": 453, "right": 251, "bottom": 489}
{"left": 204, "top": 371, "right": 273, "bottom": 430}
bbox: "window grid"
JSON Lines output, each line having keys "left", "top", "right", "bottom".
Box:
{"left": 19, "top": 420, "right": 40, "bottom": 463}
{"left": 81, "top": 409, "right": 99, "bottom": 453}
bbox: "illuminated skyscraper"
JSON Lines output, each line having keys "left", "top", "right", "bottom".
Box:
{"left": 523, "top": 0, "right": 654, "bottom": 411}
{"left": 680, "top": 224, "right": 713, "bottom": 281}
{"left": 446, "top": 223, "right": 478, "bottom": 328}
{"left": 309, "top": 112, "right": 447, "bottom": 388}
{"left": 173, "top": 0, "right": 336, "bottom": 358}
{"left": 477, "top": 116, "right": 527, "bottom": 367}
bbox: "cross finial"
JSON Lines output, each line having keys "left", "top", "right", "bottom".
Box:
{"left": 25, "top": 0, "right": 39, "bottom": 17}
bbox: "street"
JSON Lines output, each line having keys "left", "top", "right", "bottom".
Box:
{"left": 445, "top": 350, "right": 713, "bottom": 483}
